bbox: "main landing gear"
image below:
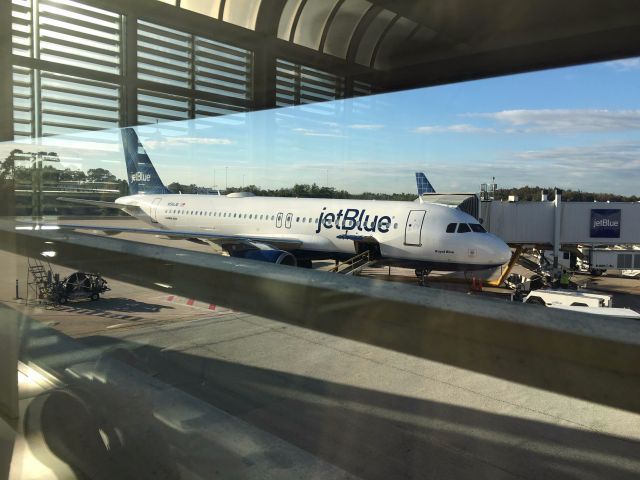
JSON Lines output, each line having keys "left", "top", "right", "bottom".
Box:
{"left": 415, "top": 268, "right": 431, "bottom": 286}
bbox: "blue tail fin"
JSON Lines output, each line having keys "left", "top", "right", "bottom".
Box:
{"left": 121, "top": 127, "right": 171, "bottom": 195}
{"left": 415, "top": 172, "right": 436, "bottom": 195}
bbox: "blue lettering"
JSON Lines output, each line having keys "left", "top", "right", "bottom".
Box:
{"left": 378, "top": 216, "right": 391, "bottom": 233}
{"left": 343, "top": 208, "right": 359, "bottom": 230}
{"left": 324, "top": 213, "right": 335, "bottom": 229}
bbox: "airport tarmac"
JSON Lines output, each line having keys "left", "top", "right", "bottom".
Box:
{"left": 2, "top": 219, "right": 640, "bottom": 479}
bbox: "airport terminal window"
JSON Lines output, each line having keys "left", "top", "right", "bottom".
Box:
{"left": 457, "top": 223, "right": 471, "bottom": 233}
{"left": 446, "top": 223, "right": 457, "bottom": 233}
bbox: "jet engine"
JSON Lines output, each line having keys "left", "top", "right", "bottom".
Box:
{"left": 240, "top": 248, "right": 297, "bottom": 266}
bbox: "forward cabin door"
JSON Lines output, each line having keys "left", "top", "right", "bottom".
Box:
{"left": 285, "top": 213, "right": 293, "bottom": 229}
{"left": 404, "top": 210, "right": 426, "bottom": 246}
{"left": 276, "top": 212, "right": 283, "bottom": 228}
{"left": 151, "top": 198, "right": 162, "bottom": 223}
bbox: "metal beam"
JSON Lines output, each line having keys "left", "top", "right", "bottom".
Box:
{"left": 0, "top": 0, "right": 15, "bottom": 142}
{"left": 122, "top": 13, "right": 138, "bottom": 126}
{"left": 1, "top": 219, "right": 640, "bottom": 414}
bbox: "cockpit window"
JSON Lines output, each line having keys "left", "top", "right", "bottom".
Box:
{"left": 446, "top": 223, "right": 457, "bottom": 233}
{"left": 457, "top": 223, "right": 471, "bottom": 233}
{"left": 469, "top": 223, "right": 486, "bottom": 233}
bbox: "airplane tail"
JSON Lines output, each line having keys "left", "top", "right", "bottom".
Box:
{"left": 121, "top": 127, "right": 171, "bottom": 195}
{"left": 415, "top": 172, "right": 436, "bottom": 195}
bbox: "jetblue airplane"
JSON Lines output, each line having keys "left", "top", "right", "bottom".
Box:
{"left": 56, "top": 128, "right": 511, "bottom": 272}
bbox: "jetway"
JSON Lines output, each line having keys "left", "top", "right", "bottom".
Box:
{"left": 480, "top": 190, "right": 640, "bottom": 268}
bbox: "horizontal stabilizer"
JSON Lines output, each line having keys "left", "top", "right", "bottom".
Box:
{"left": 56, "top": 197, "right": 152, "bottom": 223}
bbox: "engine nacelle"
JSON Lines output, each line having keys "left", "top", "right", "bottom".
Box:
{"left": 241, "top": 248, "right": 297, "bottom": 266}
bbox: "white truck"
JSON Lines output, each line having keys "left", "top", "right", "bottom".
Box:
{"left": 522, "top": 289, "right": 640, "bottom": 319}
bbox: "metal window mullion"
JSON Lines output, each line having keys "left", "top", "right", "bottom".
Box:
{"left": 40, "top": 47, "right": 119, "bottom": 69}
{"left": 40, "top": 83, "right": 118, "bottom": 100}
{"left": 138, "top": 44, "right": 189, "bottom": 63}
{"left": 39, "top": 0, "right": 119, "bottom": 24}
{"left": 189, "top": 34, "right": 195, "bottom": 119}
{"left": 39, "top": 36, "right": 119, "bottom": 60}
{"left": 293, "top": 63, "right": 301, "bottom": 105}
{"left": 39, "top": 10, "right": 119, "bottom": 36}
{"left": 38, "top": 20, "right": 118, "bottom": 44}
{"left": 194, "top": 58, "right": 248, "bottom": 78}
{"left": 138, "top": 56, "right": 190, "bottom": 74}
{"left": 195, "top": 38, "right": 250, "bottom": 59}
{"left": 0, "top": 0, "right": 13, "bottom": 141}
{"left": 13, "top": 56, "right": 120, "bottom": 84}
{"left": 42, "top": 108, "right": 117, "bottom": 123}
{"left": 42, "top": 97, "right": 119, "bottom": 112}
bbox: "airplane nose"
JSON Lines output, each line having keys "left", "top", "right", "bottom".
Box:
{"left": 495, "top": 237, "right": 512, "bottom": 264}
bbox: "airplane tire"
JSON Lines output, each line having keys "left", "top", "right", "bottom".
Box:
{"left": 90, "top": 293, "right": 100, "bottom": 301}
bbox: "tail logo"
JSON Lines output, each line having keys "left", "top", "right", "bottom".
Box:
{"left": 131, "top": 172, "right": 151, "bottom": 182}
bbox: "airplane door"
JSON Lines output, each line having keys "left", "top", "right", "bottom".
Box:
{"left": 276, "top": 212, "right": 283, "bottom": 228}
{"left": 285, "top": 213, "right": 293, "bottom": 229}
{"left": 404, "top": 210, "right": 426, "bottom": 246}
{"left": 151, "top": 197, "right": 162, "bottom": 223}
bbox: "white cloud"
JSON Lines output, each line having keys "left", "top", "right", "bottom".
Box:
{"left": 292, "top": 128, "right": 345, "bottom": 138}
{"left": 605, "top": 57, "right": 640, "bottom": 71}
{"left": 468, "top": 109, "right": 640, "bottom": 133}
{"left": 412, "top": 124, "right": 496, "bottom": 134}
{"left": 144, "top": 136, "right": 233, "bottom": 148}
{"left": 348, "top": 124, "right": 384, "bottom": 130}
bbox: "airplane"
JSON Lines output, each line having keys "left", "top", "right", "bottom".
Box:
{"left": 52, "top": 128, "right": 512, "bottom": 274}
{"left": 415, "top": 172, "right": 436, "bottom": 195}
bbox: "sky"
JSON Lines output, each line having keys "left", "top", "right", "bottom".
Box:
{"left": 3, "top": 56, "right": 640, "bottom": 195}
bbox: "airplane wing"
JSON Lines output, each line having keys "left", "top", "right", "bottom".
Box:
{"left": 38, "top": 222, "right": 303, "bottom": 251}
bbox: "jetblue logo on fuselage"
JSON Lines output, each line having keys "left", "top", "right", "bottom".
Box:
{"left": 130, "top": 172, "right": 151, "bottom": 182}
{"left": 316, "top": 208, "right": 392, "bottom": 234}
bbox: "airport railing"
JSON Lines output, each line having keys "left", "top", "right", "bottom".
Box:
{"left": 1, "top": 218, "right": 640, "bottom": 415}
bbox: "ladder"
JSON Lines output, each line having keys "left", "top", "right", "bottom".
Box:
{"left": 26, "top": 257, "right": 52, "bottom": 303}
{"left": 330, "top": 250, "right": 375, "bottom": 275}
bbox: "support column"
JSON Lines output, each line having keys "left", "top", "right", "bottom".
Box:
{"left": 0, "top": 0, "right": 14, "bottom": 142}
{"left": 122, "top": 13, "right": 138, "bottom": 126}
{"left": 553, "top": 189, "right": 562, "bottom": 270}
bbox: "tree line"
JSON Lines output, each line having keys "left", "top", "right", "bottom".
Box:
{"left": 493, "top": 186, "right": 639, "bottom": 202}
{"left": 2, "top": 149, "right": 638, "bottom": 206}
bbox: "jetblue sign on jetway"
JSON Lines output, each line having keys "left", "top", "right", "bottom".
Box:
{"left": 590, "top": 209, "right": 621, "bottom": 238}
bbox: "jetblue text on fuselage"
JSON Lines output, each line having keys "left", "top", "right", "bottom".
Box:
{"left": 316, "top": 207, "right": 392, "bottom": 234}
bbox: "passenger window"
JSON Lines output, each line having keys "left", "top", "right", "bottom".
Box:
{"left": 296, "top": 217, "right": 300, "bottom": 222}
{"left": 469, "top": 224, "right": 486, "bottom": 233}
{"left": 446, "top": 223, "right": 457, "bottom": 233}
{"left": 302, "top": 218, "right": 306, "bottom": 223}
{"left": 457, "top": 223, "right": 471, "bottom": 233}
{"left": 249, "top": 214, "right": 252, "bottom": 219}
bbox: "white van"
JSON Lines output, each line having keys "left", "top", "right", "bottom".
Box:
{"left": 522, "top": 289, "right": 640, "bottom": 319}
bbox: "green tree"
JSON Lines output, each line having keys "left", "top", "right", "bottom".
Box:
{"left": 87, "top": 168, "right": 117, "bottom": 183}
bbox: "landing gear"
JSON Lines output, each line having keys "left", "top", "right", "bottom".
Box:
{"left": 415, "top": 268, "right": 431, "bottom": 286}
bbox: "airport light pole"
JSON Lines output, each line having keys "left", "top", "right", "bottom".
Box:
{"left": 225, "top": 166, "right": 228, "bottom": 190}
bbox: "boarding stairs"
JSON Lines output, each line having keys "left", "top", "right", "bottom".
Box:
{"left": 27, "top": 258, "right": 53, "bottom": 303}
{"left": 330, "top": 251, "right": 376, "bottom": 275}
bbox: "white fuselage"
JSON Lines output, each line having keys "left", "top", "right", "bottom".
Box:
{"left": 116, "top": 194, "right": 512, "bottom": 270}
